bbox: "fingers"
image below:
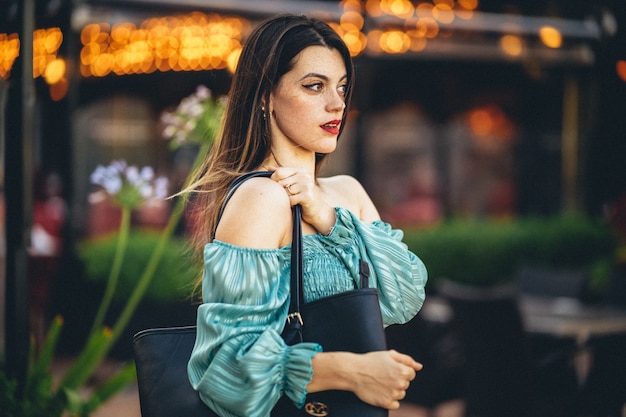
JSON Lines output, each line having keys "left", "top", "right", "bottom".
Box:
{"left": 390, "top": 349, "right": 424, "bottom": 372}
{"left": 271, "top": 168, "right": 303, "bottom": 197}
{"left": 380, "top": 351, "right": 422, "bottom": 409}
{"left": 388, "top": 400, "right": 401, "bottom": 410}
{"left": 383, "top": 387, "right": 407, "bottom": 410}
{"left": 270, "top": 167, "right": 299, "bottom": 184}
{"left": 351, "top": 351, "right": 423, "bottom": 410}
{"left": 284, "top": 182, "right": 297, "bottom": 196}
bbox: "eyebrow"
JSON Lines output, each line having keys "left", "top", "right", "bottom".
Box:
{"left": 299, "top": 72, "right": 348, "bottom": 82}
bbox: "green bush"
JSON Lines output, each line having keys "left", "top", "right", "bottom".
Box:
{"left": 78, "top": 229, "right": 197, "bottom": 303}
{"left": 402, "top": 215, "right": 617, "bottom": 290}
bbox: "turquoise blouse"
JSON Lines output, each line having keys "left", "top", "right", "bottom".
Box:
{"left": 188, "top": 207, "right": 427, "bottom": 417}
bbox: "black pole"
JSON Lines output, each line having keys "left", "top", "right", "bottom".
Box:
{"left": 4, "top": 0, "right": 34, "bottom": 390}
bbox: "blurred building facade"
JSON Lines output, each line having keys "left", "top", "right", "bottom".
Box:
{"left": 2, "top": 0, "right": 626, "bottom": 380}
{"left": 3, "top": 0, "right": 624, "bottom": 231}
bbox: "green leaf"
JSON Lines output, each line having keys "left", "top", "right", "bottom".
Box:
{"left": 84, "top": 362, "right": 137, "bottom": 413}
{"left": 27, "top": 315, "right": 63, "bottom": 391}
{"left": 63, "top": 387, "right": 87, "bottom": 416}
{"left": 58, "top": 327, "right": 113, "bottom": 391}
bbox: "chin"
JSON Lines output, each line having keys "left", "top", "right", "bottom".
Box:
{"left": 316, "top": 139, "right": 339, "bottom": 154}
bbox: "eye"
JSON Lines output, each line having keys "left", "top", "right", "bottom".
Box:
{"left": 303, "top": 82, "right": 324, "bottom": 92}
{"left": 337, "top": 82, "right": 348, "bottom": 96}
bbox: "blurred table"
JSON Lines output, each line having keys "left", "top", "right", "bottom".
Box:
{"left": 421, "top": 293, "right": 626, "bottom": 412}
{"left": 422, "top": 295, "right": 626, "bottom": 342}
{"left": 519, "top": 295, "right": 626, "bottom": 387}
{"left": 519, "top": 296, "right": 626, "bottom": 342}
{"left": 427, "top": 294, "right": 626, "bottom": 388}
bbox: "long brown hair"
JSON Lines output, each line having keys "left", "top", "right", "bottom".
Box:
{"left": 181, "top": 14, "right": 354, "bottom": 264}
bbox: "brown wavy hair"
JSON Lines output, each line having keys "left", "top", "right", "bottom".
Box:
{"left": 181, "top": 14, "right": 355, "bottom": 269}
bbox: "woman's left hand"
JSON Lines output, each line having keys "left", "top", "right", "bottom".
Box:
{"left": 270, "top": 167, "right": 336, "bottom": 235}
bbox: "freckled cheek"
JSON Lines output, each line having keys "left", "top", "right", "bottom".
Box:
{"left": 277, "top": 99, "right": 315, "bottom": 123}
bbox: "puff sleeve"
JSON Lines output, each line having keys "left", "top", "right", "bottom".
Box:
{"left": 318, "top": 207, "right": 428, "bottom": 326}
{"left": 187, "top": 241, "right": 321, "bottom": 417}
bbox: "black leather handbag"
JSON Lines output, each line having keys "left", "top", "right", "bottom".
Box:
{"left": 133, "top": 171, "right": 388, "bottom": 417}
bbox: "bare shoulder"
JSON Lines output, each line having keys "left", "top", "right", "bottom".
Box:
{"left": 215, "top": 177, "right": 292, "bottom": 248}
{"left": 320, "top": 175, "right": 364, "bottom": 199}
{"left": 319, "top": 175, "right": 380, "bottom": 222}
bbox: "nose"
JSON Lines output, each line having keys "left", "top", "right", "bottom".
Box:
{"left": 326, "top": 90, "right": 346, "bottom": 113}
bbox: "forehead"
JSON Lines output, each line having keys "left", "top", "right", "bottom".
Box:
{"left": 287, "top": 45, "right": 347, "bottom": 78}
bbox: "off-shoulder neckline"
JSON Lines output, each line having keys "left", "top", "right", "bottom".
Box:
{"left": 209, "top": 232, "right": 324, "bottom": 252}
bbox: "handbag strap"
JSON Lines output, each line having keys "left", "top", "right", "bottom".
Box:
{"left": 290, "top": 204, "right": 304, "bottom": 316}
{"left": 214, "top": 171, "right": 304, "bottom": 316}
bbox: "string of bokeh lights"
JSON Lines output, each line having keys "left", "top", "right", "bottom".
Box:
{"left": 1, "top": 0, "right": 624, "bottom": 102}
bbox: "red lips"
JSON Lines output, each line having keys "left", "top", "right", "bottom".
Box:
{"left": 320, "top": 120, "right": 341, "bottom": 135}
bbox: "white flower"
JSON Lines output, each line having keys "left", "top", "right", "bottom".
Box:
{"left": 90, "top": 160, "right": 169, "bottom": 209}
{"left": 160, "top": 85, "right": 225, "bottom": 148}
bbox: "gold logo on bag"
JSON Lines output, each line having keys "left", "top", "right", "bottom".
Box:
{"left": 304, "top": 401, "right": 329, "bottom": 416}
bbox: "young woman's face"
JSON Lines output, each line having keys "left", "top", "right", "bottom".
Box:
{"left": 269, "top": 45, "right": 348, "bottom": 156}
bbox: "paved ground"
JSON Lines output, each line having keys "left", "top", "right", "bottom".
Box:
{"left": 93, "top": 381, "right": 464, "bottom": 417}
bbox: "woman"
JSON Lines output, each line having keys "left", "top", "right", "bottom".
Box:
{"left": 184, "top": 14, "right": 428, "bottom": 417}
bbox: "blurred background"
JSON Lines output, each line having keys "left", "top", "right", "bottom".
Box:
{"left": 2, "top": 1, "right": 626, "bottom": 416}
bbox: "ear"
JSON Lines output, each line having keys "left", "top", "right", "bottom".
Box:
{"left": 266, "top": 93, "right": 275, "bottom": 114}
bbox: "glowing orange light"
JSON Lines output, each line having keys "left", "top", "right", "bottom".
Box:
{"left": 433, "top": 4, "right": 455, "bottom": 24}
{"left": 21, "top": 27, "right": 65, "bottom": 84}
{"left": 616, "top": 60, "right": 626, "bottom": 82}
{"left": 81, "top": 23, "right": 101, "bottom": 44}
{"left": 407, "top": 32, "right": 427, "bottom": 52}
{"left": 42, "top": 28, "right": 63, "bottom": 53}
{"left": 0, "top": 33, "right": 19, "bottom": 80}
{"left": 80, "top": 12, "right": 247, "bottom": 77}
{"left": 458, "top": 0, "right": 479, "bottom": 10}
{"left": 44, "top": 58, "right": 66, "bottom": 84}
{"left": 341, "top": 10, "right": 364, "bottom": 30}
{"left": 469, "top": 108, "right": 494, "bottom": 136}
{"left": 365, "top": 0, "right": 384, "bottom": 16}
{"left": 500, "top": 35, "right": 523, "bottom": 56}
{"left": 416, "top": 3, "right": 435, "bottom": 18}
{"left": 366, "top": 30, "right": 384, "bottom": 53}
{"left": 341, "top": 0, "right": 363, "bottom": 13}
{"left": 539, "top": 26, "right": 562, "bottom": 48}
{"left": 343, "top": 30, "right": 367, "bottom": 57}
{"left": 434, "top": 0, "right": 455, "bottom": 8}
{"left": 389, "top": 0, "right": 414, "bottom": 18}
{"left": 226, "top": 48, "right": 242, "bottom": 73}
{"left": 380, "top": 30, "right": 410, "bottom": 54}
{"left": 49, "top": 77, "right": 68, "bottom": 101}
{"left": 467, "top": 105, "right": 516, "bottom": 146}
{"left": 454, "top": 4, "right": 474, "bottom": 20}
{"left": 417, "top": 17, "right": 439, "bottom": 39}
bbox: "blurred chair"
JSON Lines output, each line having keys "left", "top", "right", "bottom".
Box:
{"left": 437, "top": 280, "right": 529, "bottom": 417}
{"left": 577, "top": 333, "right": 626, "bottom": 417}
{"left": 515, "top": 265, "right": 593, "bottom": 416}
{"left": 437, "top": 279, "right": 579, "bottom": 417}
{"left": 516, "top": 265, "right": 587, "bottom": 299}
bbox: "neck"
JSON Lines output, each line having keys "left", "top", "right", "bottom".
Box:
{"left": 262, "top": 146, "right": 317, "bottom": 174}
